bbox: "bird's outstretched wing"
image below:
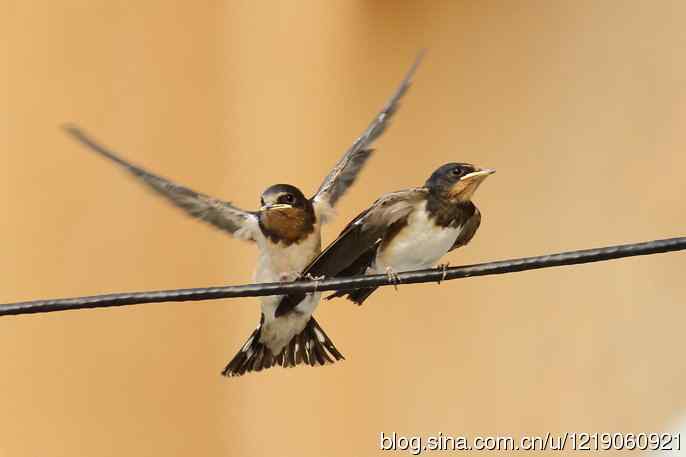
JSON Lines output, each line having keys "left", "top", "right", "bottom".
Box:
{"left": 63, "top": 125, "right": 259, "bottom": 241}
{"left": 276, "top": 187, "right": 428, "bottom": 317}
{"left": 311, "top": 51, "right": 425, "bottom": 221}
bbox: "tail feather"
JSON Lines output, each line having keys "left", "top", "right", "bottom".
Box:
{"left": 221, "top": 326, "right": 276, "bottom": 376}
{"left": 221, "top": 317, "right": 344, "bottom": 377}
{"left": 322, "top": 249, "right": 378, "bottom": 305}
{"left": 326, "top": 287, "right": 378, "bottom": 305}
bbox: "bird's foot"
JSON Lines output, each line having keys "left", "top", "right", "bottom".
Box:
{"left": 437, "top": 262, "right": 450, "bottom": 284}
{"left": 302, "top": 273, "right": 325, "bottom": 292}
{"left": 302, "top": 273, "right": 325, "bottom": 281}
{"left": 385, "top": 267, "right": 401, "bottom": 291}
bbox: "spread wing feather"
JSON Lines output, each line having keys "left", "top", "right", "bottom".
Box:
{"left": 312, "top": 51, "right": 425, "bottom": 219}
{"left": 64, "top": 125, "right": 259, "bottom": 241}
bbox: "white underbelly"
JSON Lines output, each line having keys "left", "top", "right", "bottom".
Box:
{"left": 252, "top": 229, "right": 323, "bottom": 354}
{"left": 259, "top": 290, "right": 321, "bottom": 319}
{"left": 259, "top": 292, "right": 321, "bottom": 354}
{"left": 373, "top": 205, "right": 459, "bottom": 273}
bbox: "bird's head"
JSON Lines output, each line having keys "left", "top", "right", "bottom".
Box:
{"left": 260, "top": 184, "right": 309, "bottom": 212}
{"left": 258, "top": 184, "right": 315, "bottom": 244}
{"left": 425, "top": 162, "right": 495, "bottom": 201}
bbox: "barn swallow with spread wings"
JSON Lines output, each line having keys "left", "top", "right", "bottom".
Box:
{"left": 63, "top": 53, "right": 423, "bottom": 377}
{"left": 274, "top": 163, "right": 494, "bottom": 321}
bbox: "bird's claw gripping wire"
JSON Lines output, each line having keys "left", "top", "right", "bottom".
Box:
{"left": 302, "top": 273, "right": 326, "bottom": 293}
{"left": 437, "top": 262, "right": 450, "bottom": 284}
{"left": 385, "top": 267, "right": 401, "bottom": 291}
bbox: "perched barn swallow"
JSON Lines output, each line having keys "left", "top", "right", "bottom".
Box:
{"left": 275, "top": 163, "right": 494, "bottom": 317}
{"left": 63, "top": 53, "right": 423, "bottom": 377}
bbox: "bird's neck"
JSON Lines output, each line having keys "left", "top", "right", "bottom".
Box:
{"left": 259, "top": 204, "right": 316, "bottom": 246}
{"left": 425, "top": 190, "right": 476, "bottom": 228}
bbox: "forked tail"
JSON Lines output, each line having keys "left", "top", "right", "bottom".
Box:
{"left": 221, "top": 317, "right": 344, "bottom": 377}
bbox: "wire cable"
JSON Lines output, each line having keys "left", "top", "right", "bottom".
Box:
{"left": 1, "top": 236, "right": 684, "bottom": 316}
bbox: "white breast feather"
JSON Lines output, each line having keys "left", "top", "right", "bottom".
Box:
{"left": 253, "top": 227, "right": 321, "bottom": 283}
{"left": 373, "top": 201, "right": 461, "bottom": 273}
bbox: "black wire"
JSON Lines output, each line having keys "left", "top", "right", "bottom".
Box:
{"left": 1, "top": 236, "right": 684, "bottom": 317}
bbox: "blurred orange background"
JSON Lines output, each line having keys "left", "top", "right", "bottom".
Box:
{"left": 2, "top": 1, "right": 685, "bottom": 456}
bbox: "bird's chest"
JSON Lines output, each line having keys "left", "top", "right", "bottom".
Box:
{"left": 255, "top": 230, "right": 321, "bottom": 283}
{"left": 375, "top": 205, "right": 460, "bottom": 271}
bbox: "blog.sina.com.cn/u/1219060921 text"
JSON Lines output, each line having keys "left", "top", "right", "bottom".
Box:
{"left": 379, "top": 431, "right": 682, "bottom": 454}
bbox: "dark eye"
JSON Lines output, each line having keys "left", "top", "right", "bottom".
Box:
{"left": 451, "top": 167, "right": 464, "bottom": 177}
{"left": 279, "top": 194, "right": 295, "bottom": 205}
